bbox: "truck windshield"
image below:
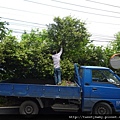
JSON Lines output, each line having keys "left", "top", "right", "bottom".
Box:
{"left": 92, "top": 69, "right": 120, "bottom": 86}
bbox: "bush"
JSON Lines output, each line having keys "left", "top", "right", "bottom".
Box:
{"left": 61, "top": 59, "right": 74, "bottom": 81}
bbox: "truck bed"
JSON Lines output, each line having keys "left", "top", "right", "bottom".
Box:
{"left": 0, "top": 82, "right": 81, "bottom": 99}
{"left": 0, "top": 64, "right": 81, "bottom": 99}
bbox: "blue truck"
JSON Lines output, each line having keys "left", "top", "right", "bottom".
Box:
{"left": 0, "top": 63, "right": 120, "bottom": 115}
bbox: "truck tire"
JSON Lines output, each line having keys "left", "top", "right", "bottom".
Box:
{"left": 19, "top": 100, "right": 39, "bottom": 115}
{"left": 93, "top": 102, "right": 112, "bottom": 115}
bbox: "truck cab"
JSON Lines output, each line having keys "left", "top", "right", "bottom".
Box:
{"left": 80, "top": 65, "right": 120, "bottom": 114}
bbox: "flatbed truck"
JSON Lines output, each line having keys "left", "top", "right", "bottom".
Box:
{"left": 0, "top": 63, "right": 120, "bottom": 115}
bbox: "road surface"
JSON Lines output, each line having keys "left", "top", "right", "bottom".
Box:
{"left": 0, "top": 106, "right": 83, "bottom": 120}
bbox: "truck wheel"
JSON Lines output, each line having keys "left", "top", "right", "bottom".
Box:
{"left": 93, "top": 102, "right": 112, "bottom": 115}
{"left": 19, "top": 101, "right": 39, "bottom": 115}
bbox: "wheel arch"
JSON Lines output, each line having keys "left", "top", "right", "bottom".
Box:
{"left": 92, "top": 100, "right": 115, "bottom": 113}
{"left": 36, "top": 97, "right": 44, "bottom": 108}
{"left": 19, "top": 97, "right": 44, "bottom": 109}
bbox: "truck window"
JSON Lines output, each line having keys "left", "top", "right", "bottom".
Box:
{"left": 92, "top": 70, "right": 108, "bottom": 82}
{"left": 92, "top": 69, "right": 120, "bottom": 85}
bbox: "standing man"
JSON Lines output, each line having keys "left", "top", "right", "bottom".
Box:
{"left": 52, "top": 47, "right": 63, "bottom": 85}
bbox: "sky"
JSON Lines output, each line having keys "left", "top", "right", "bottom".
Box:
{"left": 0, "top": 0, "right": 120, "bottom": 47}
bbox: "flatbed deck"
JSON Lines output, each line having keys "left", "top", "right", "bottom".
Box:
{"left": 0, "top": 83, "right": 81, "bottom": 99}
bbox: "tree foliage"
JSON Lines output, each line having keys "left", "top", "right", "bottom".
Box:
{"left": 47, "top": 16, "right": 91, "bottom": 62}
{"left": 1, "top": 29, "right": 54, "bottom": 81}
{"left": 0, "top": 18, "right": 9, "bottom": 41}
{"left": 108, "top": 32, "right": 120, "bottom": 72}
{"left": 0, "top": 16, "right": 118, "bottom": 82}
{"left": 110, "top": 32, "right": 120, "bottom": 53}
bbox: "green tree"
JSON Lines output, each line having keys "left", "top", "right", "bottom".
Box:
{"left": 0, "top": 18, "right": 9, "bottom": 67}
{"left": 107, "top": 32, "right": 120, "bottom": 72}
{"left": 110, "top": 32, "right": 120, "bottom": 53}
{"left": 1, "top": 16, "right": 115, "bottom": 82}
{"left": 47, "top": 16, "right": 91, "bottom": 63}
{"left": 18, "top": 29, "right": 54, "bottom": 80}
{"left": 0, "top": 18, "right": 9, "bottom": 41}
{"left": 0, "top": 31, "right": 20, "bottom": 80}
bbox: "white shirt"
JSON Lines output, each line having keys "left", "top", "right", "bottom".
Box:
{"left": 52, "top": 48, "right": 63, "bottom": 68}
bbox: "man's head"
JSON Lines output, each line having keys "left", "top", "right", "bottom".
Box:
{"left": 52, "top": 50, "right": 57, "bottom": 55}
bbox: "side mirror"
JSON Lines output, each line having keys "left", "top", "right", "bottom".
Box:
{"left": 107, "top": 78, "right": 115, "bottom": 84}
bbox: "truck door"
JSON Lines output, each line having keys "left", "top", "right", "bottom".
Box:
{"left": 90, "top": 69, "right": 120, "bottom": 99}
{"left": 83, "top": 68, "right": 120, "bottom": 114}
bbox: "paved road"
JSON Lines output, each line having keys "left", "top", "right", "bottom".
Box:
{"left": 0, "top": 106, "right": 85, "bottom": 114}
{"left": 0, "top": 106, "right": 83, "bottom": 120}
{"left": 0, "top": 107, "right": 119, "bottom": 120}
